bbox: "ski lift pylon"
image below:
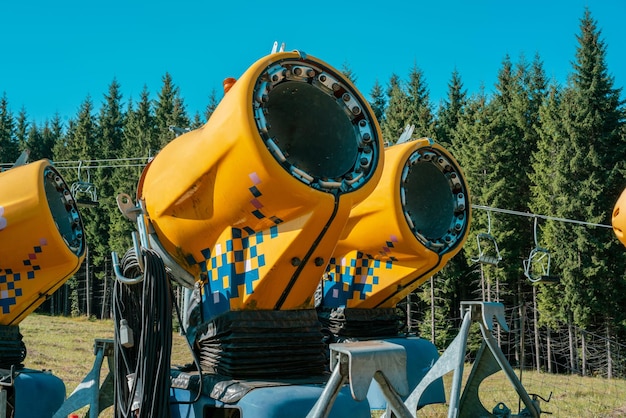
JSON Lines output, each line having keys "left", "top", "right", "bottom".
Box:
{"left": 472, "top": 210, "right": 502, "bottom": 266}
{"left": 523, "top": 217, "right": 558, "bottom": 283}
{"left": 70, "top": 161, "right": 98, "bottom": 207}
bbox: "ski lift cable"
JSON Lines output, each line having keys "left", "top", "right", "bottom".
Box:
{"left": 52, "top": 157, "right": 150, "bottom": 165}
{"left": 472, "top": 204, "right": 612, "bottom": 229}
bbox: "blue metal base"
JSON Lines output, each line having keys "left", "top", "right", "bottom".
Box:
{"left": 366, "top": 337, "right": 445, "bottom": 411}
{"left": 13, "top": 368, "right": 66, "bottom": 418}
{"left": 170, "top": 381, "right": 371, "bottom": 418}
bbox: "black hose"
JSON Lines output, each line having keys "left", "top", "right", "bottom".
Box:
{"left": 113, "top": 248, "right": 172, "bottom": 418}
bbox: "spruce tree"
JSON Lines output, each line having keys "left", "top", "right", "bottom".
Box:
{"left": 33, "top": 118, "right": 61, "bottom": 161}
{"left": 452, "top": 89, "right": 500, "bottom": 302}
{"left": 0, "top": 93, "right": 18, "bottom": 164}
{"left": 155, "top": 73, "right": 190, "bottom": 148}
{"left": 414, "top": 69, "right": 471, "bottom": 347}
{"left": 381, "top": 74, "right": 411, "bottom": 144}
{"left": 25, "top": 122, "right": 41, "bottom": 160}
{"left": 406, "top": 64, "right": 434, "bottom": 138}
{"left": 53, "top": 96, "right": 98, "bottom": 316}
{"left": 76, "top": 80, "right": 126, "bottom": 317}
{"left": 340, "top": 61, "right": 358, "bottom": 85}
{"left": 530, "top": 84, "right": 569, "bottom": 326}
{"left": 204, "top": 88, "right": 219, "bottom": 123}
{"left": 368, "top": 80, "right": 386, "bottom": 127}
{"left": 436, "top": 69, "right": 467, "bottom": 148}
{"left": 532, "top": 10, "right": 626, "bottom": 336}
{"left": 15, "top": 108, "right": 29, "bottom": 153}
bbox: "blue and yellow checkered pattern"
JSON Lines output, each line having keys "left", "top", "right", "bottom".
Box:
{"left": 322, "top": 236, "right": 399, "bottom": 308}
{"left": 0, "top": 242, "right": 45, "bottom": 315}
{"left": 187, "top": 171, "right": 284, "bottom": 319}
{"left": 188, "top": 226, "right": 277, "bottom": 319}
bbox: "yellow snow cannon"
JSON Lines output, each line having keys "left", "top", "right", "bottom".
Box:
{"left": 320, "top": 138, "right": 470, "bottom": 309}
{"left": 136, "top": 50, "right": 383, "bottom": 319}
{"left": 0, "top": 159, "right": 85, "bottom": 325}
{"left": 612, "top": 187, "right": 626, "bottom": 247}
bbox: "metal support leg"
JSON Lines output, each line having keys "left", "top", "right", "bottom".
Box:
{"left": 306, "top": 357, "right": 348, "bottom": 418}
{"left": 397, "top": 302, "right": 541, "bottom": 418}
{"left": 52, "top": 339, "right": 114, "bottom": 418}
{"left": 307, "top": 340, "right": 412, "bottom": 418}
{"left": 0, "top": 387, "right": 6, "bottom": 418}
{"left": 400, "top": 306, "right": 473, "bottom": 418}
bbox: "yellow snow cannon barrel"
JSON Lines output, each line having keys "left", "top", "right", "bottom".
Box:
{"left": 0, "top": 160, "right": 85, "bottom": 325}
{"left": 138, "top": 51, "right": 383, "bottom": 319}
{"left": 612, "top": 187, "right": 626, "bottom": 247}
{"left": 320, "top": 138, "right": 470, "bottom": 310}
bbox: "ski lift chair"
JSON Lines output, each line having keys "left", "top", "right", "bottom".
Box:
{"left": 70, "top": 161, "right": 99, "bottom": 207}
{"left": 523, "top": 218, "right": 559, "bottom": 284}
{"left": 472, "top": 211, "right": 503, "bottom": 266}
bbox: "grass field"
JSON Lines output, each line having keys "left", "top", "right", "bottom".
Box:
{"left": 18, "top": 314, "right": 626, "bottom": 417}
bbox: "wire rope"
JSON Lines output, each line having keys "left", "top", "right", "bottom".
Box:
{"left": 472, "top": 204, "right": 613, "bottom": 229}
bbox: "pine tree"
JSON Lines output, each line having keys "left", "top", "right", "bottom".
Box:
{"left": 0, "top": 93, "right": 18, "bottom": 165}
{"left": 54, "top": 96, "right": 96, "bottom": 160}
{"left": 406, "top": 64, "right": 434, "bottom": 138}
{"left": 381, "top": 74, "right": 411, "bottom": 144}
{"left": 436, "top": 69, "right": 467, "bottom": 148}
{"left": 532, "top": 10, "right": 626, "bottom": 336}
{"left": 109, "top": 91, "right": 156, "bottom": 256}
{"left": 530, "top": 84, "right": 569, "bottom": 326}
{"left": 25, "top": 122, "right": 41, "bottom": 160}
{"left": 155, "top": 73, "right": 190, "bottom": 148}
{"left": 452, "top": 90, "right": 500, "bottom": 303}
{"left": 204, "top": 88, "right": 219, "bottom": 123}
{"left": 15, "top": 108, "right": 29, "bottom": 153}
{"left": 368, "top": 79, "right": 386, "bottom": 127}
{"left": 73, "top": 80, "right": 126, "bottom": 317}
{"left": 340, "top": 61, "right": 358, "bottom": 85}
{"left": 33, "top": 117, "right": 62, "bottom": 161}
{"left": 53, "top": 96, "right": 98, "bottom": 316}
{"left": 135, "top": 86, "right": 159, "bottom": 157}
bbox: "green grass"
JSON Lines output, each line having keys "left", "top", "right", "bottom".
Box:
{"left": 18, "top": 314, "right": 626, "bottom": 417}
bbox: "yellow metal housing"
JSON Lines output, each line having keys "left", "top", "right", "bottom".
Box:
{"left": 321, "top": 138, "right": 470, "bottom": 309}
{"left": 138, "top": 51, "right": 383, "bottom": 318}
{"left": 612, "top": 187, "right": 626, "bottom": 247}
{"left": 0, "top": 160, "right": 85, "bottom": 325}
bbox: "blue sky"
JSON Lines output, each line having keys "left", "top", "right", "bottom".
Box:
{"left": 2, "top": 1, "right": 625, "bottom": 125}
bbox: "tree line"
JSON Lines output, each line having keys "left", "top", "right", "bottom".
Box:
{"left": 1, "top": 9, "right": 625, "bottom": 371}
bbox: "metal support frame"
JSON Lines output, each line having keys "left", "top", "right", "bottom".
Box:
{"left": 394, "top": 302, "right": 541, "bottom": 418}
{"left": 0, "top": 387, "right": 6, "bottom": 418}
{"left": 52, "top": 339, "right": 115, "bottom": 418}
{"left": 307, "top": 340, "right": 412, "bottom": 418}
{"left": 0, "top": 367, "right": 15, "bottom": 418}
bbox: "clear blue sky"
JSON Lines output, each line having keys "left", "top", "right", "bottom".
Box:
{"left": 2, "top": 0, "right": 625, "bottom": 125}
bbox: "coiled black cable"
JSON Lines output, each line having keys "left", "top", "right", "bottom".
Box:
{"left": 113, "top": 248, "right": 172, "bottom": 418}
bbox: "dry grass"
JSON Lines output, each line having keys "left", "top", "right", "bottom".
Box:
{"left": 389, "top": 363, "right": 626, "bottom": 417}
{"left": 19, "top": 313, "right": 192, "bottom": 418}
{"left": 18, "top": 314, "right": 626, "bottom": 417}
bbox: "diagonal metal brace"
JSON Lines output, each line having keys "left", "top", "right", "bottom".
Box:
{"left": 52, "top": 339, "right": 114, "bottom": 418}
{"left": 398, "top": 302, "right": 540, "bottom": 418}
